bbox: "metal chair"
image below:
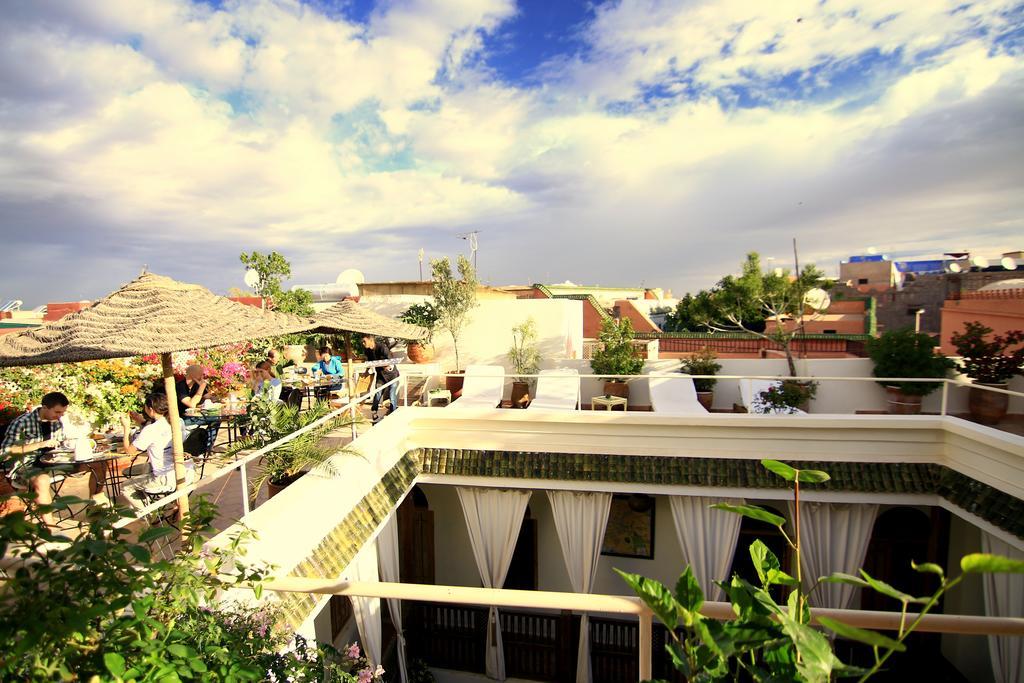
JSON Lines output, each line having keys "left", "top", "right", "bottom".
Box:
{"left": 183, "top": 427, "right": 210, "bottom": 478}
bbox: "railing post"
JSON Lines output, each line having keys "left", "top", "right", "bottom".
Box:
{"left": 240, "top": 460, "right": 250, "bottom": 516}
{"left": 941, "top": 381, "right": 949, "bottom": 417}
{"left": 557, "top": 610, "right": 575, "bottom": 683}
{"left": 638, "top": 610, "right": 652, "bottom": 682}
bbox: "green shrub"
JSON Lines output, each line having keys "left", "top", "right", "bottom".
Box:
{"left": 590, "top": 318, "right": 644, "bottom": 379}
{"left": 867, "top": 329, "right": 954, "bottom": 396}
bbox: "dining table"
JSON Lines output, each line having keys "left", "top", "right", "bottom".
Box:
{"left": 37, "top": 440, "right": 139, "bottom": 501}
{"left": 184, "top": 404, "right": 249, "bottom": 449}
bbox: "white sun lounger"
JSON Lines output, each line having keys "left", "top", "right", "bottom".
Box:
{"left": 526, "top": 368, "right": 580, "bottom": 411}
{"left": 648, "top": 373, "right": 708, "bottom": 415}
{"left": 738, "top": 378, "right": 807, "bottom": 415}
{"left": 448, "top": 365, "right": 505, "bottom": 409}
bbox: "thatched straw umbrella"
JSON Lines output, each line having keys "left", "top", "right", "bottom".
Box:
{"left": 310, "top": 300, "right": 427, "bottom": 400}
{"left": 0, "top": 272, "right": 315, "bottom": 520}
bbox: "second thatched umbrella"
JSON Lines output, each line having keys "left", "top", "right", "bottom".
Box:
{"left": 0, "top": 272, "right": 316, "bottom": 520}
{"left": 310, "top": 300, "right": 427, "bottom": 400}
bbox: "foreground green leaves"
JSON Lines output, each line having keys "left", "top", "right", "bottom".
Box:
{"left": 621, "top": 459, "right": 1022, "bottom": 682}
{"left": 0, "top": 494, "right": 366, "bottom": 682}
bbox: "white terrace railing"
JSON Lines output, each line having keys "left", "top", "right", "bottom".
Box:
{"left": 120, "top": 373, "right": 1023, "bottom": 528}
{"left": 264, "top": 578, "right": 1024, "bottom": 682}
{"left": 401, "top": 370, "right": 1024, "bottom": 417}
{"left": 113, "top": 376, "right": 402, "bottom": 529}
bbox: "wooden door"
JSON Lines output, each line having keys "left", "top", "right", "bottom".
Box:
{"left": 398, "top": 486, "right": 435, "bottom": 585}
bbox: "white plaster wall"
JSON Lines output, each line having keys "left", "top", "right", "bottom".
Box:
{"left": 680, "top": 358, "right": 1024, "bottom": 415}
{"left": 363, "top": 298, "right": 584, "bottom": 370}
{"left": 941, "top": 515, "right": 995, "bottom": 683}
{"left": 420, "top": 483, "right": 492, "bottom": 588}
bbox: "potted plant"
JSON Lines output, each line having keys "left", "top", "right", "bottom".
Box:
{"left": 680, "top": 347, "right": 722, "bottom": 410}
{"left": 399, "top": 302, "right": 439, "bottom": 364}
{"left": 590, "top": 318, "right": 645, "bottom": 400}
{"left": 431, "top": 255, "right": 479, "bottom": 396}
{"left": 753, "top": 380, "right": 818, "bottom": 414}
{"left": 867, "top": 329, "right": 955, "bottom": 414}
{"left": 507, "top": 318, "right": 541, "bottom": 407}
{"left": 950, "top": 321, "right": 1024, "bottom": 425}
{"left": 227, "top": 400, "right": 358, "bottom": 498}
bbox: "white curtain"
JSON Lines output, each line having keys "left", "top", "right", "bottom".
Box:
{"left": 346, "top": 543, "right": 383, "bottom": 667}
{"left": 789, "top": 502, "right": 878, "bottom": 608}
{"left": 670, "top": 496, "right": 744, "bottom": 601}
{"left": 377, "top": 514, "right": 408, "bottom": 683}
{"left": 546, "top": 491, "right": 612, "bottom": 683}
{"left": 982, "top": 532, "right": 1024, "bottom": 683}
{"left": 457, "top": 487, "right": 532, "bottom": 681}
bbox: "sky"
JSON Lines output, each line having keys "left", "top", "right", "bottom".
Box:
{"left": 1, "top": 0, "right": 1022, "bottom": 306}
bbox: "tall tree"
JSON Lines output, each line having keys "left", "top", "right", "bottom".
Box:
{"left": 430, "top": 255, "right": 479, "bottom": 372}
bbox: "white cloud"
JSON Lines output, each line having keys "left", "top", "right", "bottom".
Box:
{"left": 0, "top": 0, "right": 1021, "bottom": 304}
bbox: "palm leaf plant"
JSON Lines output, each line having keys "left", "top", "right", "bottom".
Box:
{"left": 226, "top": 400, "right": 363, "bottom": 500}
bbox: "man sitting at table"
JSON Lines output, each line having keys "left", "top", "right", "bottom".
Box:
{"left": 175, "top": 365, "right": 208, "bottom": 417}
{"left": 312, "top": 347, "right": 345, "bottom": 400}
{"left": 267, "top": 348, "right": 295, "bottom": 378}
{"left": 119, "top": 392, "right": 196, "bottom": 511}
{"left": 0, "top": 392, "right": 70, "bottom": 525}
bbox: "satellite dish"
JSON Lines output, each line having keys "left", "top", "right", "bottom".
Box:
{"left": 803, "top": 288, "right": 831, "bottom": 313}
{"left": 1001, "top": 257, "right": 1017, "bottom": 270}
{"left": 243, "top": 269, "right": 260, "bottom": 288}
{"left": 948, "top": 262, "right": 962, "bottom": 273}
{"left": 971, "top": 256, "right": 989, "bottom": 269}
{"left": 336, "top": 269, "right": 365, "bottom": 285}
{"left": 866, "top": 246, "right": 877, "bottom": 255}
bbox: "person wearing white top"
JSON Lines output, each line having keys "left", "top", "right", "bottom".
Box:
{"left": 251, "top": 363, "right": 283, "bottom": 402}
{"left": 119, "top": 392, "right": 196, "bottom": 511}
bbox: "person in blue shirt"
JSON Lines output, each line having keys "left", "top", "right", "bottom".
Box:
{"left": 312, "top": 347, "right": 344, "bottom": 399}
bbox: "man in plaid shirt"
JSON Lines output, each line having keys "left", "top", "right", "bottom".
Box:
{"left": 1, "top": 392, "right": 70, "bottom": 525}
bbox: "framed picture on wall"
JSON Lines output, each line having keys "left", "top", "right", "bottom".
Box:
{"left": 601, "top": 494, "right": 655, "bottom": 559}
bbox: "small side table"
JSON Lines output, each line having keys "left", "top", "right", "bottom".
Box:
{"left": 591, "top": 395, "right": 627, "bottom": 411}
{"left": 427, "top": 389, "right": 452, "bottom": 407}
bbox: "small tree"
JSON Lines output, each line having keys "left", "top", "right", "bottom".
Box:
{"left": 431, "top": 255, "right": 478, "bottom": 372}
{"left": 239, "top": 250, "right": 315, "bottom": 317}
{"left": 951, "top": 321, "right": 1024, "bottom": 385}
{"left": 702, "top": 252, "right": 829, "bottom": 377}
{"left": 590, "top": 318, "right": 645, "bottom": 379}
{"left": 508, "top": 318, "right": 541, "bottom": 383}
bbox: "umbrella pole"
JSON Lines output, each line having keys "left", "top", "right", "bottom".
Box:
{"left": 161, "top": 353, "right": 190, "bottom": 523}
{"left": 344, "top": 333, "right": 357, "bottom": 439}
{"left": 344, "top": 333, "right": 355, "bottom": 401}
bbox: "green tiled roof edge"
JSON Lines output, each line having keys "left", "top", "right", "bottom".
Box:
{"left": 416, "top": 448, "right": 1023, "bottom": 539}
{"left": 535, "top": 284, "right": 613, "bottom": 321}
{"left": 278, "top": 451, "right": 421, "bottom": 629}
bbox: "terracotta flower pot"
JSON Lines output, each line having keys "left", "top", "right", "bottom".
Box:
{"left": 407, "top": 342, "right": 434, "bottom": 364}
{"left": 446, "top": 371, "right": 466, "bottom": 400}
{"left": 885, "top": 386, "right": 922, "bottom": 415}
{"left": 267, "top": 471, "right": 306, "bottom": 498}
{"left": 696, "top": 391, "right": 714, "bottom": 411}
{"left": 968, "top": 384, "right": 1008, "bottom": 425}
{"left": 603, "top": 380, "right": 629, "bottom": 400}
{"left": 511, "top": 381, "right": 531, "bottom": 408}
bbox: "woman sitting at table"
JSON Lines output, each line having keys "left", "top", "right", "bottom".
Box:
{"left": 119, "top": 392, "right": 196, "bottom": 511}
{"left": 250, "top": 362, "right": 283, "bottom": 402}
